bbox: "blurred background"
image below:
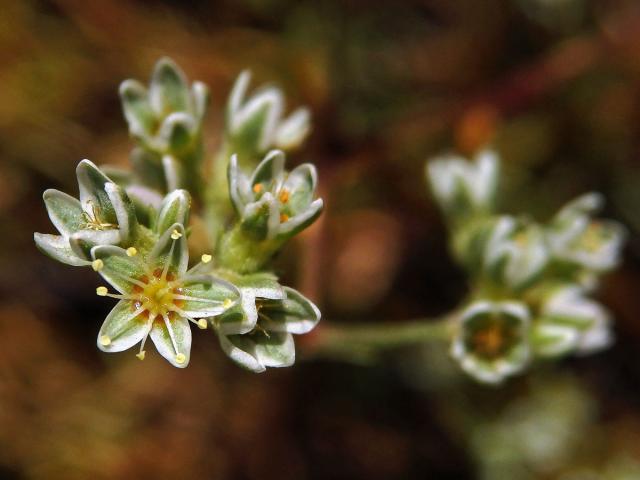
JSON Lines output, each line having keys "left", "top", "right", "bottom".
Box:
{"left": 2, "top": 0, "right": 640, "bottom": 478}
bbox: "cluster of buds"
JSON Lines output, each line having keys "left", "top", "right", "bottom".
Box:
{"left": 427, "top": 150, "right": 626, "bottom": 384}
{"left": 225, "top": 70, "right": 311, "bottom": 163}
{"left": 119, "top": 57, "right": 209, "bottom": 193}
{"left": 35, "top": 58, "right": 321, "bottom": 370}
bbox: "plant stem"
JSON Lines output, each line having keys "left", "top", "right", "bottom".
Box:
{"left": 303, "top": 315, "right": 456, "bottom": 364}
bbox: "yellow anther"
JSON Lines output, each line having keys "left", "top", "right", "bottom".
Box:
{"left": 171, "top": 229, "right": 182, "bottom": 240}
{"left": 96, "top": 286, "right": 108, "bottom": 296}
{"left": 92, "top": 259, "right": 104, "bottom": 271}
{"left": 253, "top": 183, "right": 263, "bottom": 194}
{"left": 99, "top": 335, "right": 111, "bottom": 346}
{"left": 175, "top": 353, "right": 186, "bottom": 364}
{"left": 126, "top": 247, "right": 138, "bottom": 257}
{"left": 278, "top": 189, "right": 290, "bottom": 204}
{"left": 201, "top": 254, "right": 212, "bottom": 264}
{"left": 280, "top": 213, "right": 289, "bottom": 223}
{"left": 136, "top": 350, "right": 146, "bottom": 361}
{"left": 223, "top": 298, "right": 234, "bottom": 309}
{"left": 197, "top": 319, "right": 208, "bottom": 329}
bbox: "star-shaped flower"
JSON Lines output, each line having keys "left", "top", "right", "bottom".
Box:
{"left": 92, "top": 223, "right": 240, "bottom": 367}
{"left": 34, "top": 159, "right": 137, "bottom": 267}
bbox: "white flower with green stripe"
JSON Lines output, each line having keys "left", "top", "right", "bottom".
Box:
{"left": 532, "top": 285, "right": 613, "bottom": 358}
{"left": 226, "top": 70, "right": 310, "bottom": 158}
{"left": 120, "top": 57, "right": 208, "bottom": 157}
{"left": 228, "top": 149, "right": 323, "bottom": 241}
{"left": 546, "top": 193, "right": 626, "bottom": 273}
{"left": 452, "top": 301, "right": 531, "bottom": 385}
{"left": 92, "top": 223, "right": 239, "bottom": 367}
{"left": 34, "top": 159, "right": 137, "bottom": 267}
{"left": 215, "top": 285, "right": 321, "bottom": 373}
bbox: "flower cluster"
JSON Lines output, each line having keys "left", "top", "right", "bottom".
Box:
{"left": 427, "top": 150, "right": 626, "bottom": 384}
{"left": 35, "top": 58, "right": 321, "bottom": 370}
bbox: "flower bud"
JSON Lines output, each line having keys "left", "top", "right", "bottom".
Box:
{"left": 426, "top": 149, "right": 498, "bottom": 223}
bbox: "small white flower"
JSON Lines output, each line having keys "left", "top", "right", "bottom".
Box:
{"left": 426, "top": 149, "right": 499, "bottom": 220}
{"left": 226, "top": 70, "right": 311, "bottom": 156}
{"left": 484, "top": 216, "right": 549, "bottom": 290}
{"left": 546, "top": 193, "right": 626, "bottom": 272}
{"left": 92, "top": 223, "right": 239, "bottom": 367}
{"left": 452, "top": 301, "right": 531, "bottom": 384}
{"left": 34, "top": 160, "right": 137, "bottom": 266}
{"left": 533, "top": 285, "right": 613, "bottom": 357}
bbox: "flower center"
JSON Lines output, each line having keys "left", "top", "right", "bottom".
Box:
{"left": 133, "top": 270, "right": 183, "bottom": 319}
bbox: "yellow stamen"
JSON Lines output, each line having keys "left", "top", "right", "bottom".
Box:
{"left": 99, "top": 335, "right": 111, "bottom": 346}
{"left": 253, "top": 183, "right": 263, "bottom": 194}
{"left": 175, "top": 353, "right": 186, "bottom": 364}
{"left": 223, "top": 298, "right": 234, "bottom": 309}
{"left": 92, "top": 259, "right": 104, "bottom": 271}
{"left": 201, "top": 254, "right": 212, "bottom": 264}
{"left": 126, "top": 247, "right": 138, "bottom": 257}
{"left": 278, "top": 189, "right": 290, "bottom": 204}
{"left": 171, "top": 229, "right": 182, "bottom": 240}
{"left": 197, "top": 319, "right": 208, "bottom": 329}
{"left": 280, "top": 213, "right": 289, "bottom": 223}
{"left": 96, "top": 286, "right": 108, "bottom": 296}
{"left": 136, "top": 351, "right": 146, "bottom": 361}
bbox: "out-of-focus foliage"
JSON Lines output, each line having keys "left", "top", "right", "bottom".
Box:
{"left": 3, "top": 0, "right": 640, "bottom": 478}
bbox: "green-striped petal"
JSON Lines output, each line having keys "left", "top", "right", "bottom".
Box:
{"left": 150, "top": 316, "right": 191, "bottom": 368}
{"left": 97, "top": 300, "right": 148, "bottom": 353}
{"left": 91, "top": 245, "right": 146, "bottom": 294}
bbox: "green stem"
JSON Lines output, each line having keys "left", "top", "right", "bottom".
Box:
{"left": 305, "top": 315, "right": 456, "bottom": 364}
